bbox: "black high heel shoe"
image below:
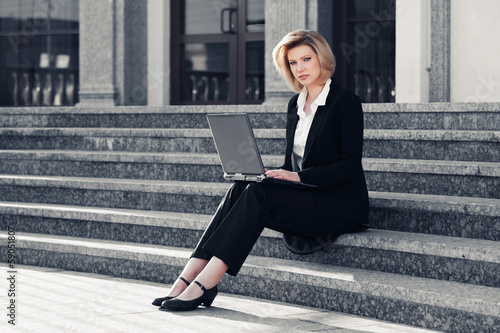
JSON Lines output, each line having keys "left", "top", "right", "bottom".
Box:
{"left": 159, "top": 281, "right": 218, "bottom": 311}
{"left": 152, "top": 277, "right": 190, "bottom": 306}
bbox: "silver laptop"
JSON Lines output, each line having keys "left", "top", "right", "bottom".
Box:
{"left": 206, "top": 113, "right": 317, "bottom": 189}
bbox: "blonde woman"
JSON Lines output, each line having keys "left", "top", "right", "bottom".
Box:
{"left": 155, "top": 29, "right": 369, "bottom": 311}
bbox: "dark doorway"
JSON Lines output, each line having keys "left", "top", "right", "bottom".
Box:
{"left": 333, "top": 0, "right": 396, "bottom": 103}
{"left": 171, "top": 0, "right": 265, "bottom": 105}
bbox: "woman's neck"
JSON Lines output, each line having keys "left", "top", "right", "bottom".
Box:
{"left": 303, "top": 83, "right": 325, "bottom": 116}
{"left": 305, "top": 83, "right": 324, "bottom": 104}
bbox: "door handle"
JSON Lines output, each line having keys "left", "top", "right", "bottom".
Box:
{"left": 220, "top": 7, "right": 236, "bottom": 34}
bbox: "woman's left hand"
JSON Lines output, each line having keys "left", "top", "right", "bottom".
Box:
{"left": 265, "top": 169, "right": 301, "bottom": 182}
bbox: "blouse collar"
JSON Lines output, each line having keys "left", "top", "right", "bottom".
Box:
{"left": 296, "top": 79, "right": 332, "bottom": 114}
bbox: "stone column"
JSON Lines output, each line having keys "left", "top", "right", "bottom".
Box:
{"left": 78, "top": 0, "right": 147, "bottom": 106}
{"left": 429, "top": 0, "right": 450, "bottom": 102}
{"left": 395, "top": 0, "right": 430, "bottom": 103}
{"left": 264, "top": 0, "right": 333, "bottom": 104}
{"left": 78, "top": 0, "right": 116, "bottom": 106}
{"left": 114, "top": 0, "right": 148, "bottom": 106}
{"left": 147, "top": 0, "right": 170, "bottom": 106}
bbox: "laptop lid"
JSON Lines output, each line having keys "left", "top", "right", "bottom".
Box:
{"left": 206, "top": 113, "right": 265, "bottom": 178}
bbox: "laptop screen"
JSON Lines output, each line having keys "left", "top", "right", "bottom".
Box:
{"left": 207, "top": 114, "right": 265, "bottom": 175}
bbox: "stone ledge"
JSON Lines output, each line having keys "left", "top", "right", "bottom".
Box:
{"left": 2, "top": 127, "right": 499, "bottom": 142}
{"left": 0, "top": 174, "right": 230, "bottom": 195}
{"left": 0, "top": 175, "right": 498, "bottom": 216}
{"left": 0, "top": 232, "right": 499, "bottom": 320}
{"left": 0, "top": 105, "right": 287, "bottom": 115}
{"left": 370, "top": 191, "right": 500, "bottom": 217}
{"left": 1, "top": 202, "right": 498, "bottom": 265}
{"left": 365, "top": 129, "right": 500, "bottom": 142}
{"left": 362, "top": 102, "right": 500, "bottom": 112}
{"left": 1, "top": 150, "right": 499, "bottom": 177}
{"left": 1, "top": 102, "right": 500, "bottom": 114}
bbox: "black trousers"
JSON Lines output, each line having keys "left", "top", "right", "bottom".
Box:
{"left": 191, "top": 181, "right": 360, "bottom": 276}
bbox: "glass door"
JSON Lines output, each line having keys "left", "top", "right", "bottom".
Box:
{"left": 171, "top": 0, "right": 264, "bottom": 105}
{"left": 0, "top": 0, "right": 79, "bottom": 107}
{"left": 333, "top": 0, "right": 396, "bottom": 103}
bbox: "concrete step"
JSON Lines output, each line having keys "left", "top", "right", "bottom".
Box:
{"left": 0, "top": 106, "right": 287, "bottom": 128}
{"left": 363, "top": 103, "right": 500, "bottom": 130}
{"left": 363, "top": 129, "right": 500, "bottom": 162}
{"left": 1, "top": 201, "right": 499, "bottom": 288}
{"left": 1, "top": 150, "right": 499, "bottom": 199}
{"left": 1, "top": 233, "right": 498, "bottom": 332}
{"left": 1, "top": 103, "right": 500, "bottom": 130}
{"left": 0, "top": 175, "right": 498, "bottom": 241}
{"left": 1, "top": 127, "right": 499, "bottom": 161}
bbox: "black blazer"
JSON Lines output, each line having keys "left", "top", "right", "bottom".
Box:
{"left": 281, "top": 79, "right": 369, "bottom": 224}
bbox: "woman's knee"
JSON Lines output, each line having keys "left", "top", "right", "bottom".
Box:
{"left": 245, "top": 182, "right": 263, "bottom": 193}
{"left": 243, "top": 182, "right": 269, "bottom": 206}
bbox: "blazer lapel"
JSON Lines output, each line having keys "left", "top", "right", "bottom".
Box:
{"left": 285, "top": 106, "right": 299, "bottom": 155}
{"left": 302, "top": 105, "right": 328, "bottom": 163}
{"left": 302, "top": 80, "right": 340, "bottom": 163}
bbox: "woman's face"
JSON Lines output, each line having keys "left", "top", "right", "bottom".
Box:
{"left": 287, "top": 44, "right": 322, "bottom": 89}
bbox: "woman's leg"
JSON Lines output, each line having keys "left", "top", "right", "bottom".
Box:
{"left": 174, "top": 256, "right": 228, "bottom": 301}
{"left": 165, "top": 258, "right": 209, "bottom": 297}
{"left": 190, "top": 181, "right": 249, "bottom": 262}
{"left": 163, "top": 183, "right": 332, "bottom": 307}
{"left": 159, "top": 182, "right": 248, "bottom": 299}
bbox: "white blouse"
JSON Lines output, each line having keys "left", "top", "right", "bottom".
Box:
{"left": 292, "top": 79, "right": 331, "bottom": 170}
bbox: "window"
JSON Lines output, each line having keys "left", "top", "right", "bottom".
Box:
{"left": 333, "top": 0, "right": 396, "bottom": 103}
{"left": 171, "top": 0, "right": 265, "bottom": 105}
{"left": 0, "top": 0, "right": 79, "bottom": 106}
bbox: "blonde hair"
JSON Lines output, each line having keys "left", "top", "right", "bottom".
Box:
{"left": 272, "top": 29, "right": 335, "bottom": 93}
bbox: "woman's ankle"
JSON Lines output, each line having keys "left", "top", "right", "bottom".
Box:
{"left": 167, "top": 276, "right": 191, "bottom": 296}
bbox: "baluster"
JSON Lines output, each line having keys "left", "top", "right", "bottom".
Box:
{"left": 42, "top": 73, "right": 53, "bottom": 106}
{"left": 53, "top": 73, "right": 64, "bottom": 106}
{"left": 200, "top": 76, "right": 209, "bottom": 101}
{"left": 32, "top": 73, "right": 42, "bottom": 106}
{"left": 388, "top": 77, "right": 396, "bottom": 103}
{"left": 190, "top": 75, "right": 198, "bottom": 101}
{"left": 353, "top": 74, "right": 360, "bottom": 97}
{"left": 245, "top": 78, "right": 253, "bottom": 100}
{"left": 212, "top": 77, "right": 220, "bottom": 101}
{"left": 11, "top": 72, "right": 19, "bottom": 106}
{"left": 21, "top": 72, "right": 31, "bottom": 106}
{"left": 253, "top": 77, "right": 260, "bottom": 101}
{"left": 66, "top": 74, "right": 75, "bottom": 105}
{"left": 376, "top": 76, "right": 386, "bottom": 103}
{"left": 365, "top": 75, "right": 372, "bottom": 103}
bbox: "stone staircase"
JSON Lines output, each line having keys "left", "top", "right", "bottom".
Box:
{"left": 0, "top": 103, "right": 499, "bottom": 332}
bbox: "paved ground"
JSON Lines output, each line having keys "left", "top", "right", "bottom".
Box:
{"left": 0, "top": 265, "right": 443, "bottom": 333}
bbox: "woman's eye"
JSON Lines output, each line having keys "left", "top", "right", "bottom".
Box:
{"left": 289, "top": 61, "right": 296, "bottom": 65}
{"left": 304, "top": 57, "right": 311, "bottom": 61}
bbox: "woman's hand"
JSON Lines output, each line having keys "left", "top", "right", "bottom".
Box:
{"left": 265, "top": 169, "right": 301, "bottom": 182}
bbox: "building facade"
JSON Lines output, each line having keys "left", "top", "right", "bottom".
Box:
{"left": 1, "top": 0, "right": 499, "bottom": 108}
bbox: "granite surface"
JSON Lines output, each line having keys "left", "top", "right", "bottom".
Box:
{"left": 2, "top": 102, "right": 500, "bottom": 113}
{"left": 1, "top": 202, "right": 499, "bottom": 287}
{"left": 429, "top": 0, "right": 450, "bottom": 103}
{"left": 1, "top": 103, "right": 499, "bottom": 332}
{"left": 0, "top": 174, "right": 498, "bottom": 241}
{"left": 1, "top": 152, "right": 498, "bottom": 198}
{"left": 1, "top": 104, "right": 500, "bottom": 130}
{"left": 364, "top": 111, "right": 500, "bottom": 130}
{"left": 1, "top": 236, "right": 499, "bottom": 333}
{"left": 0, "top": 128, "right": 286, "bottom": 155}
{"left": 2, "top": 127, "right": 500, "bottom": 162}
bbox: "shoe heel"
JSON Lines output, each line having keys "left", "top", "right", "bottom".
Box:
{"left": 202, "top": 299, "right": 214, "bottom": 307}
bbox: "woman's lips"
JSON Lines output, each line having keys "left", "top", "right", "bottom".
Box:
{"left": 299, "top": 75, "right": 308, "bottom": 80}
